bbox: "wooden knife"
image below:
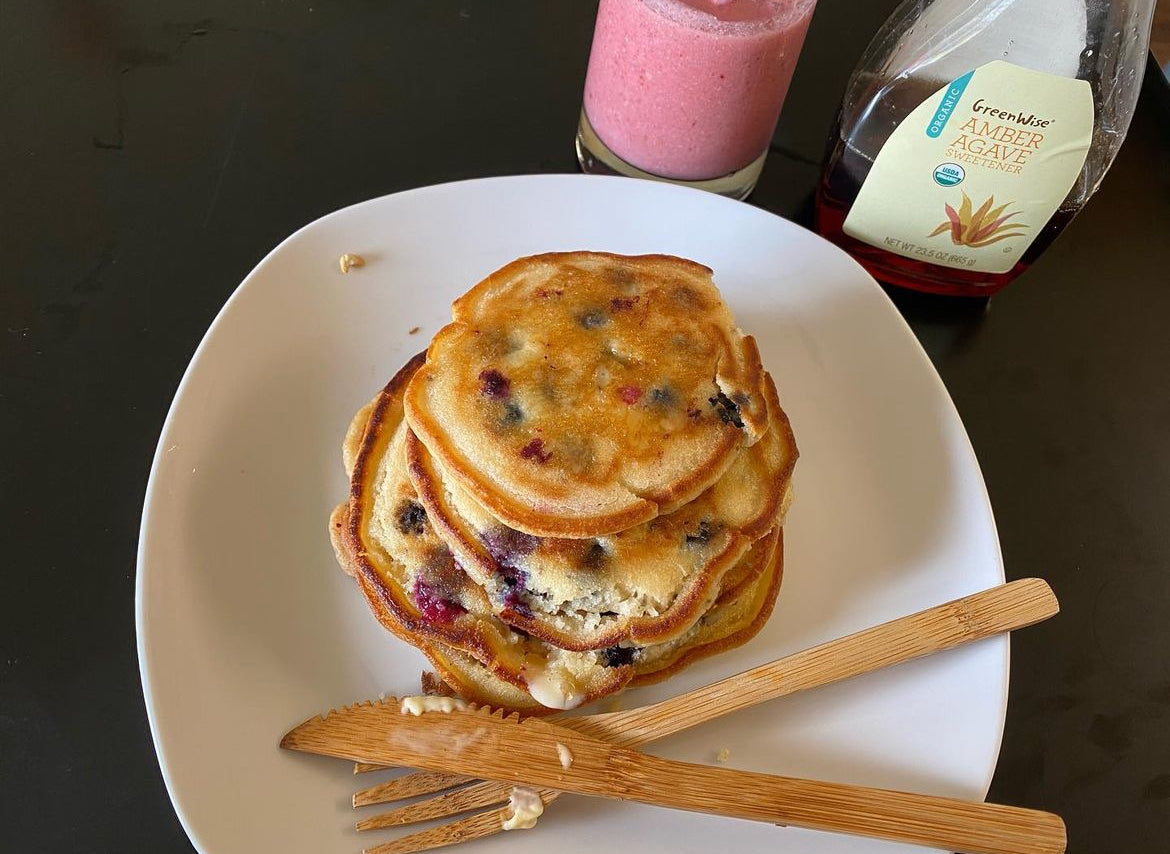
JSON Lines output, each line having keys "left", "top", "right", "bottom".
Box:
{"left": 281, "top": 699, "right": 1065, "bottom": 854}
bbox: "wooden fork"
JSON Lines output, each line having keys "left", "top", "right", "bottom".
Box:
{"left": 351, "top": 578, "right": 1057, "bottom": 854}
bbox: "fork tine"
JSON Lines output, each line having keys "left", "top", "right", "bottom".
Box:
{"left": 362, "top": 807, "right": 511, "bottom": 854}
{"left": 357, "top": 781, "right": 519, "bottom": 831}
{"left": 362, "top": 790, "right": 559, "bottom": 854}
{"left": 354, "top": 770, "right": 477, "bottom": 807}
{"left": 355, "top": 762, "right": 392, "bottom": 774}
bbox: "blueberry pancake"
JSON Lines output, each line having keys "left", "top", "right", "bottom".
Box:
{"left": 406, "top": 372, "right": 795, "bottom": 651}
{"left": 417, "top": 530, "right": 784, "bottom": 715}
{"left": 332, "top": 354, "right": 780, "bottom": 710}
{"left": 332, "top": 359, "right": 626, "bottom": 706}
{"left": 404, "top": 252, "right": 770, "bottom": 538}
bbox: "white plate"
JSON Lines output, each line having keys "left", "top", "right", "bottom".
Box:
{"left": 136, "top": 174, "right": 1006, "bottom": 854}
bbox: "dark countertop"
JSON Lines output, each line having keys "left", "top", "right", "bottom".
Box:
{"left": 2, "top": 2, "right": 1168, "bottom": 851}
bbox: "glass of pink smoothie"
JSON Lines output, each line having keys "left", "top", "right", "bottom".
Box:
{"left": 577, "top": 0, "right": 817, "bottom": 199}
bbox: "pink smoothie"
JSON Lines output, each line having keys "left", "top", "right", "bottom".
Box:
{"left": 583, "top": 0, "right": 816, "bottom": 180}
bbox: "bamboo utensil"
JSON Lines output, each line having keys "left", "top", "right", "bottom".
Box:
{"left": 283, "top": 579, "right": 1060, "bottom": 853}
{"left": 282, "top": 686, "right": 1066, "bottom": 854}
{"left": 355, "top": 578, "right": 1056, "bottom": 819}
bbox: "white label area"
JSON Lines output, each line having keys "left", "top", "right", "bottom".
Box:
{"left": 844, "top": 61, "right": 1093, "bottom": 274}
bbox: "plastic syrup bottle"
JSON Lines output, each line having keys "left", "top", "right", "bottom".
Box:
{"left": 816, "top": 0, "right": 1156, "bottom": 296}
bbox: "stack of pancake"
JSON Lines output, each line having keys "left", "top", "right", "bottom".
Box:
{"left": 330, "top": 252, "right": 797, "bottom": 713}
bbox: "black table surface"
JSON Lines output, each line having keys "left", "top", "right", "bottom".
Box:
{"left": 3, "top": 2, "right": 1168, "bottom": 851}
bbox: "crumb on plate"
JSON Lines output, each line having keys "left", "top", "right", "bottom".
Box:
{"left": 339, "top": 253, "right": 365, "bottom": 273}
{"left": 421, "top": 670, "right": 456, "bottom": 697}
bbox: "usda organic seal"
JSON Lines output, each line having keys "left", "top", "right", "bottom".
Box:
{"left": 933, "top": 162, "right": 965, "bottom": 187}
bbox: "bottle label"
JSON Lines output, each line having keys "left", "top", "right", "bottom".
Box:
{"left": 843, "top": 61, "right": 1093, "bottom": 275}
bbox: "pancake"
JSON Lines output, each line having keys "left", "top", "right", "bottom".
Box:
{"left": 403, "top": 252, "right": 771, "bottom": 538}
{"left": 406, "top": 372, "right": 796, "bottom": 651}
{"left": 419, "top": 529, "right": 785, "bottom": 714}
{"left": 333, "top": 354, "right": 781, "bottom": 710}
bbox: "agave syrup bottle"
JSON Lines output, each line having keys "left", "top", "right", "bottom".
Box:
{"left": 816, "top": 0, "right": 1156, "bottom": 296}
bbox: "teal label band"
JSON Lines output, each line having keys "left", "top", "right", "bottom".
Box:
{"left": 926, "top": 70, "right": 974, "bottom": 138}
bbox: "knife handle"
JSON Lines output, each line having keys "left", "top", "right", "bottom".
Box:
{"left": 622, "top": 752, "right": 1066, "bottom": 854}
{"left": 572, "top": 578, "right": 1057, "bottom": 748}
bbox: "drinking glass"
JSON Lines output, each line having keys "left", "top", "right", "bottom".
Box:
{"left": 576, "top": 0, "right": 818, "bottom": 199}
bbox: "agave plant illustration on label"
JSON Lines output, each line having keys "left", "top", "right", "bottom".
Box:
{"left": 929, "top": 192, "right": 1028, "bottom": 248}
